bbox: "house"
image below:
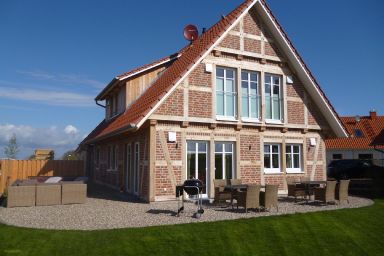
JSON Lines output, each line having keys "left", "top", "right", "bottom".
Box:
{"left": 78, "top": 0, "right": 348, "bottom": 202}
{"left": 325, "top": 111, "right": 384, "bottom": 166}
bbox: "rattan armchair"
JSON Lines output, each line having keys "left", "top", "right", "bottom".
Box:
{"left": 7, "top": 184, "right": 36, "bottom": 208}
{"left": 260, "top": 184, "right": 279, "bottom": 212}
{"left": 36, "top": 183, "right": 62, "bottom": 206}
{"left": 61, "top": 182, "right": 87, "bottom": 205}
{"left": 314, "top": 180, "right": 337, "bottom": 204}
{"left": 236, "top": 185, "right": 261, "bottom": 213}
{"left": 336, "top": 179, "right": 350, "bottom": 204}
{"left": 213, "top": 179, "right": 231, "bottom": 206}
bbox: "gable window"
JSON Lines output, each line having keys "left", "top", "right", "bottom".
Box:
{"left": 332, "top": 154, "right": 343, "bottom": 160}
{"left": 241, "top": 71, "right": 260, "bottom": 121}
{"left": 215, "top": 142, "right": 235, "bottom": 179}
{"left": 265, "top": 74, "right": 282, "bottom": 122}
{"left": 286, "top": 145, "right": 302, "bottom": 173}
{"left": 264, "top": 144, "right": 281, "bottom": 173}
{"left": 216, "top": 67, "right": 237, "bottom": 119}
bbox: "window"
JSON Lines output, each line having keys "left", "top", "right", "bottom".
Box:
{"left": 134, "top": 143, "right": 140, "bottom": 194}
{"left": 216, "top": 67, "right": 237, "bottom": 119}
{"left": 265, "top": 74, "right": 282, "bottom": 122}
{"left": 332, "top": 154, "right": 343, "bottom": 160}
{"left": 286, "top": 145, "right": 302, "bottom": 173}
{"left": 215, "top": 142, "right": 234, "bottom": 179}
{"left": 264, "top": 144, "right": 281, "bottom": 173}
{"left": 358, "top": 154, "right": 373, "bottom": 160}
{"left": 95, "top": 147, "right": 100, "bottom": 168}
{"left": 108, "top": 145, "right": 117, "bottom": 170}
{"left": 241, "top": 71, "right": 260, "bottom": 120}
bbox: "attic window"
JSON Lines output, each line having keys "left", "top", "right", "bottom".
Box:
{"left": 354, "top": 129, "right": 364, "bottom": 138}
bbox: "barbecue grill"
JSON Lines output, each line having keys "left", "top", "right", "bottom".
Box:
{"left": 176, "top": 179, "right": 204, "bottom": 218}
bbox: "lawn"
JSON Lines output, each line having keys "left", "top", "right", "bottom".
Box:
{"left": 1, "top": 200, "right": 384, "bottom": 256}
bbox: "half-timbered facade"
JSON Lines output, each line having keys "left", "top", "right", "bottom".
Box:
{"left": 79, "top": 0, "right": 347, "bottom": 202}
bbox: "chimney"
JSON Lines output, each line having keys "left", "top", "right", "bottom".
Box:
{"left": 370, "top": 110, "right": 377, "bottom": 120}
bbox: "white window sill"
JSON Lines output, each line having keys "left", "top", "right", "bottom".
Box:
{"left": 286, "top": 170, "right": 304, "bottom": 174}
{"left": 265, "top": 119, "right": 283, "bottom": 125}
{"left": 264, "top": 170, "right": 282, "bottom": 174}
{"left": 242, "top": 118, "right": 261, "bottom": 123}
{"left": 216, "top": 116, "right": 238, "bottom": 122}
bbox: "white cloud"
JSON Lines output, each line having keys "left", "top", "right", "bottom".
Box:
{"left": 0, "top": 124, "right": 84, "bottom": 159}
{"left": 17, "top": 70, "right": 105, "bottom": 89}
{"left": 0, "top": 87, "right": 94, "bottom": 107}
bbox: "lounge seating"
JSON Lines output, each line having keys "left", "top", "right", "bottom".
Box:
{"left": 314, "top": 180, "right": 337, "bottom": 204}
{"left": 336, "top": 180, "right": 350, "bottom": 204}
{"left": 230, "top": 179, "right": 242, "bottom": 186}
{"left": 236, "top": 185, "right": 261, "bottom": 213}
{"left": 286, "top": 177, "right": 306, "bottom": 202}
{"left": 62, "top": 182, "right": 87, "bottom": 205}
{"left": 260, "top": 184, "right": 279, "bottom": 212}
{"left": 7, "top": 184, "right": 36, "bottom": 208}
{"left": 213, "top": 179, "right": 231, "bottom": 206}
{"left": 36, "top": 183, "right": 62, "bottom": 206}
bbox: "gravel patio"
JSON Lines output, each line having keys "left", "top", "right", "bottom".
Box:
{"left": 0, "top": 183, "right": 373, "bottom": 231}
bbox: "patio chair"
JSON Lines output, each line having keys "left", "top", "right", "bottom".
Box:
{"left": 213, "top": 179, "right": 231, "bottom": 206}
{"left": 236, "top": 185, "right": 261, "bottom": 213}
{"left": 336, "top": 179, "right": 350, "bottom": 204}
{"left": 260, "top": 184, "right": 279, "bottom": 212}
{"left": 7, "top": 184, "right": 36, "bottom": 208}
{"left": 286, "top": 177, "right": 306, "bottom": 202}
{"left": 229, "top": 179, "right": 243, "bottom": 203}
{"left": 314, "top": 180, "right": 337, "bottom": 205}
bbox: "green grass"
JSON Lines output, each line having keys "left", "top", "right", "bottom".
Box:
{"left": 1, "top": 200, "right": 384, "bottom": 256}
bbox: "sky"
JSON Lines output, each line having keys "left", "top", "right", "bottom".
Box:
{"left": 0, "top": 0, "right": 383, "bottom": 159}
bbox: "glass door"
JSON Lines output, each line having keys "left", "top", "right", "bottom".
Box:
{"left": 187, "top": 141, "right": 209, "bottom": 196}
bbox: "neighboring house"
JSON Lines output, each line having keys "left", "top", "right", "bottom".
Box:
{"left": 326, "top": 111, "right": 384, "bottom": 166}
{"left": 78, "top": 0, "right": 347, "bottom": 202}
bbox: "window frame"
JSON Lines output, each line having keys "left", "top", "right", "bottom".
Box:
{"left": 264, "top": 74, "right": 283, "bottom": 123}
{"left": 241, "top": 70, "right": 260, "bottom": 122}
{"left": 216, "top": 67, "right": 237, "bottom": 120}
{"left": 285, "top": 144, "right": 303, "bottom": 173}
{"left": 214, "top": 142, "right": 235, "bottom": 179}
{"left": 264, "top": 144, "right": 281, "bottom": 174}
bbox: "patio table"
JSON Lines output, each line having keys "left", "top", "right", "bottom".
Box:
{"left": 295, "top": 181, "right": 327, "bottom": 202}
{"left": 225, "top": 184, "right": 265, "bottom": 209}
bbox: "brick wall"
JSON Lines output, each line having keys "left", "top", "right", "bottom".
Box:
{"left": 265, "top": 42, "right": 281, "bottom": 57}
{"left": 244, "top": 38, "right": 261, "bottom": 54}
{"left": 287, "top": 79, "right": 305, "bottom": 98}
{"left": 287, "top": 101, "right": 305, "bottom": 124}
{"left": 219, "top": 34, "right": 240, "bottom": 50}
{"left": 189, "top": 64, "right": 212, "bottom": 87}
{"left": 243, "top": 9, "right": 262, "bottom": 35}
{"left": 188, "top": 90, "right": 212, "bottom": 118}
{"left": 155, "top": 89, "right": 184, "bottom": 116}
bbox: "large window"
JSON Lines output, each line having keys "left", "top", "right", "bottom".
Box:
{"left": 216, "top": 67, "right": 237, "bottom": 119}
{"left": 265, "top": 74, "right": 282, "bottom": 121}
{"left": 134, "top": 143, "right": 140, "bottom": 194}
{"left": 215, "top": 142, "right": 234, "bottom": 179}
{"left": 241, "top": 71, "right": 260, "bottom": 120}
{"left": 108, "top": 145, "right": 117, "bottom": 170}
{"left": 264, "top": 144, "right": 281, "bottom": 173}
{"left": 286, "top": 145, "right": 302, "bottom": 173}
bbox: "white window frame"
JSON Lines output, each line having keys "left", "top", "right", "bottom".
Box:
{"left": 216, "top": 67, "right": 237, "bottom": 120}
{"left": 264, "top": 144, "right": 281, "bottom": 174}
{"left": 265, "top": 74, "right": 283, "bottom": 123}
{"left": 241, "top": 70, "right": 260, "bottom": 122}
{"left": 286, "top": 144, "right": 303, "bottom": 173}
{"left": 214, "top": 142, "right": 235, "bottom": 179}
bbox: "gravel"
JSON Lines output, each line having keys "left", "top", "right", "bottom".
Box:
{"left": 0, "top": 194, "right": 373, "bottom": 231}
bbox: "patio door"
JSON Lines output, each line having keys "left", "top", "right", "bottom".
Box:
{"left": 125, "top": 143, "right": 132, "bottom": 193}
{"left": 187, "top": 141, "right": 209, "bottom": 196}
{"left": 133, "top": 142, "right": 140, "bottom": 195}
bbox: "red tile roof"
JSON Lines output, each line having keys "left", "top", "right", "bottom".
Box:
{"left": 326, "top": 112, "right": 384, "bottom": 149}
{"left": 81, "top": 0, "right": 345, "bottom": 145}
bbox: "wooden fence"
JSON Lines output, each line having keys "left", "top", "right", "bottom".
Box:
{"left": 0, "top": 159, "right": 84, "bottom": 195}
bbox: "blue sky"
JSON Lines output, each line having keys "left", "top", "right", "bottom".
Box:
{"left": 0, "top": 0, "right": 383, "bottom": 159}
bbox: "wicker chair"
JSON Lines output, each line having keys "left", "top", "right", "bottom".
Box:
{"left": 236, "top": 185, "right": 261, "bottom": 213}
{"left": 286, "top": 177, "right": 306, "bottom": 202}
{"left": 213, "top": 179, "right": 231, "bottom": 206}
{"left": 336, "top": 180, "right": 350, "bottom": 204}
{"left": 260, "top": 184, "right": 279, "bottom": 212}
{"left": 230, "top": 179, "right": 242, "bottom": 186}
{"left": 314, "top": 180, "right": 337, "bottom": 204}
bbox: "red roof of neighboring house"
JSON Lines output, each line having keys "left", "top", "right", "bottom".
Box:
{"left": 81, "top": 0, "right": 345, "bottom": 145}
{"left": 326, "top": 112, "right": 384, "bottom": 149}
